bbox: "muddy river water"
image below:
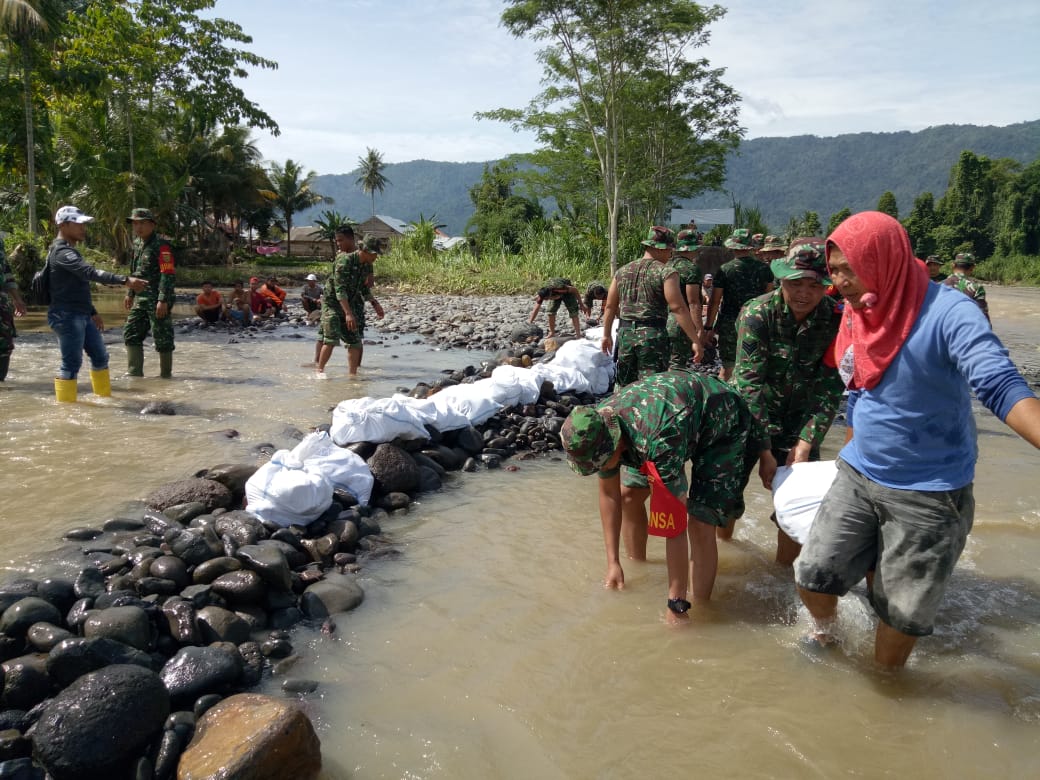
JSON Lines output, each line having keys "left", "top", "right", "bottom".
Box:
{"left": 1, "top": 288, "right": 1039, "bottom": 778}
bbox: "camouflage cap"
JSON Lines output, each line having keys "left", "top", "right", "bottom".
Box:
{"left": 724, "top": 228, "right": 754, "bottom": 250}
{"left": 641, "top": 225, "right": 675, "bottom": 250}
{"left": 126, "top": 207, "right": 156, "bottom": 222}
{"left": 953, "top": 252, "right": 975, "bottom": 266}
{"left": 674, "top": 229, "right": 701, "bottom": 251}
{"left": 359, "top": 235, "right": 381, "bottom": 255}
{"left": 762, "top": 235, "right": 786, "bottom": 251}
{"left": 561, "top": 406, "right": 622, "bottom": 476}
{"left": 925, "top": 254, "right": 943, "bottom": 265}
{"left": 547, "top": 277, "right": 571, "bottom": 290}
{"left": 771, "top": 243, "right": 831, "bottom": 286}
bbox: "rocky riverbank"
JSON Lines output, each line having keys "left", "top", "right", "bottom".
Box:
{"left": 0, "top": 316, "right": 598, "bottom": 778}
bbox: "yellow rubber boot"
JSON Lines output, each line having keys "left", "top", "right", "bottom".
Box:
{"left": 54, "top": 378, "right": 78, "bottom": 403}
{"left": 90, "top": 368, "right": 112, "bottom": 397}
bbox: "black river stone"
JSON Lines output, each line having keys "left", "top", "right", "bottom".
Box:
{"left": 0, "top": 598, "right": 61, "bottom": 637}
{"left": 45, "top": 636, "right": 154, "bottom": 688}
{"left": 33, "top": 664, "right": 169, "bottom": 780}
{"left": 159, "top": 645, "right": 241, "bottom": 707}
{"left": 366, "top": 443, "right": 420, "bottom": 495}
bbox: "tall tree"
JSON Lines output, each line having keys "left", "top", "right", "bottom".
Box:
{"left": 937, "top": 150, "right": 997, "bottom": 257}
{"left": 876, "top": 191, "right": 898, "bottom": 218}
{"left": 1, "top": 0, "right": 67, "bottom": 234}
{"left": 466, "top": 161, "right": 543, "bottom": 254}
{"left": 263, "top": 159, "right": 329, "bottom": 257}
{"left": 902, "top": 192, "right": 938, "bottom": 257}
{"left": 356, "top": 147, "right": 389, "bottom": 216}
{"left": 484, "top": 0, "right": 741, "bottom": 274}
{"left": 827, "top": 207, "right": 852, "bottom": 234}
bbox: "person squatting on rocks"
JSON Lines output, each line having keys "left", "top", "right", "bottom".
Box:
{"left": 123, "top": 208, "right": 176, "bottom": 378}
{"left": 317, "top": 233, "right": 385, "bottom": 378}
{"left": 259, "top": 276, "right": 288, "bottom": 315}
{"left": 313, "top": 225, "right": 355, "bottom": 365}
{"left": 795, "top": 211, "right": 1040, "bottom": 667}
{"left": 301, "top": 273, "right": 323, "bottom": 318}
{"left": 0, "top": 233, "right": 27, "bottom": 381}
{"left": 48, "top": 206, "right": 148, "bottom": 402}
{"left": 666, "top": 229, "right": 705, "bottom": 369}
{"left": 249, "top": 276, "right": 276, "bottom": 319}
{"left": 601, "top": 226, "right": 704, "bottom": 387}
{"left": 194, "top": 280, "right": 226, "bottom": 324}
{"left": 227, "top": 279, "right": 252, "bottom": 325}
{"left": 561, "top": 370, "right": 767, "bottom": 623}
{"left": 943, "top": 251, "right": 989, "bottom": 323}
{"left": 725, "top": 242, "right": 844, "bottom": 562}
{"left": 528, "top": 278, "right": 588, "bottom": 338}
{"left": 704, "top": 228, "right": 775, "bottom": 381}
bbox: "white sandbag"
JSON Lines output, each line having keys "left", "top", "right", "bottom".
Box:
{"left": 771, "top": 460, "right": 839, "bottom": 544}
{"left": 291, "top": 431, "right": 374, "bottom": 506}
{"left": 429, "top": 380, "right": 504, "bottom": 426}
{"left": 490, "top": 365, "right": 543, "bottom": 405}
{"left": 244, "top": 450, "right": 334, "bottom": 528}
{"left": 549, "top": 338, "right": 615, "bottom": 394}
{"left": 330, "top": 396, "right": 431, "bottom": 445}
{"left": 405, "top": 391, "right": 475, "bottom": 432}
{"left": 531, "top": 362, "right": 593, "bottom": 395}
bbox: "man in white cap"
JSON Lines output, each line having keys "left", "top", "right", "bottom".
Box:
{"left": 301, "top": 272, "right": 323, "bottom": 320}
{"left": 47, "top": 206, "right": 148, "bottom": 402}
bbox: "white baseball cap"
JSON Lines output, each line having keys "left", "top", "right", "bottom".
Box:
{"left": 55, "top": 205, "right": 94, "bottom": 225}
{"left": 305, "top": 273, "right": 318, "bottom": 281}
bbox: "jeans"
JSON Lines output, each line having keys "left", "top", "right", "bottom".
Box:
{"left": 48, "top": 308, "right": 109, "bottom": 379}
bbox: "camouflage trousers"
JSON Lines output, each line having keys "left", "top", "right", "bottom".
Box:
{"left": 615, "top": 324, "right": 669, "bottom": 387}
{"left": 622, "top": 385, "right": 758, "bottom": 527}
{"left": 123, "top": 297, "right": 175, "bottom": 352}
{"left": 0, "top": 292, "right": 16, "bottom": 357}
{"left": 715, "top": 318, "right": 739, "bottom": 368}
{"left": 666, "top": 314, "right": 693, "bottom": 369}
{"left": 321, "top": 303, "right": 364, "bottom": 347}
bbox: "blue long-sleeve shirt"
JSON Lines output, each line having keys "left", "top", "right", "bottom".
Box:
{"left": 843, "top": 283, "right": 1035, "bottom": 490}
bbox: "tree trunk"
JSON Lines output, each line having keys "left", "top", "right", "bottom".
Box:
{"left": 21, "top": 44, "right": 36, "bottom": 235}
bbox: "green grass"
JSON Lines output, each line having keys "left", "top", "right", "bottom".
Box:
{"left": 976, "top": 255, "right": 1040, "bottom": 286}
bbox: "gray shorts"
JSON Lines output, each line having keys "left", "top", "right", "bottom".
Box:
{"left": 794, "top": 458, "right": 974, "bottom": 636}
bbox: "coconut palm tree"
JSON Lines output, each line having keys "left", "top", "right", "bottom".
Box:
{"left": 1, "top": 0, "right": 67, "bottom": 234}
{"left": 356, "top": 147, "right": 389, "bottom": 217}
{"left": 262, "top": 159, "right": 330, "bottom": 257}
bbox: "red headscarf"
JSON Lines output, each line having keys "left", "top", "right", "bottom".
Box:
{"left": 827, "top": 211, "right": 930, "bottom": 390}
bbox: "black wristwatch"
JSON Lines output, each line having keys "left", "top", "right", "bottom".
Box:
{"left": 667, "top": 598, "right": 691, "bottom": 614}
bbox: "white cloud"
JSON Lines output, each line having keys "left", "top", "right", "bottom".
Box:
{"left": 212, "top": 0, "right": 1040, "bottom": 169}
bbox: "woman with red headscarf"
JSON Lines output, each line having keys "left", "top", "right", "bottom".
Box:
{"left": 794, "top": 211, "right": 1040, "bottom": 667}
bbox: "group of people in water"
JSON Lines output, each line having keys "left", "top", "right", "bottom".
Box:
{"left": 554, "top": 213, "right": 1040, "bottom": 669}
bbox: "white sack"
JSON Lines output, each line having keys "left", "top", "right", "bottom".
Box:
{"left": 291, "top": 431, "right": 374, "bottom": 506}
{"left": 771, "top": 460, "right": 839, "bottom": 544}
{"left": 548, "top": 338, "right": 615, "bottom": 394}
{"left": 244, "top": 449, "right": 334, "bottom": 528}
{"left": 405, "top": 391, "right": 476, "bottom": 433}
{"left": 428, "top": 380, "right": 504, "bottom": 426}
{"left": 330, "top": 396, "right": 431, "bottom": 445}
{"left": 489, "top": 365, "right": 543, "bottom": 405}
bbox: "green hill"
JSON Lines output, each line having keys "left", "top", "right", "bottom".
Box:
{"left": 299, "top": 120, "right": 1040, "bottom": 236}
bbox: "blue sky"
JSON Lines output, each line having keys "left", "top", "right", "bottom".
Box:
{"left": 213, "top": 0, "right": 1040, "bottom": 175}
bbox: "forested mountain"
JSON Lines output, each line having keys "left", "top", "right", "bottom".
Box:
{"left": 299, "top": 121, "right": 1040, "bottom": 235}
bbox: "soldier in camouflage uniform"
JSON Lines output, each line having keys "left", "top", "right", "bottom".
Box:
{"left": 601, "top": 226, "right": 703, "bottom": 386}
{"left": 727, "top": 243, "right": 845, "bottom": 561}
{"left": 704, "top": 228, "right": 776, "bottom": 381}
{"left": 756, "top": 235, "right": 786, "bottom": 265}
{"left": 666, "top": 229, "right": 705, "bottom": 369}
{"left": 0, "top": 234, "right": 28, "bottom": 381}
{"left": 561, "top": 370, "right": 768, "bottom": 619}
{"left": 317, "top": 234, "right": 385, "bottom": 377}
{"left": 123, "top": 208, "right": 176, "bottom": 378}
{"left": 943, "top": 252, "right": 989, "bottom": 323}
{"left": 313, "top": 225, "right": 355, "bottom": 364}
{"left": 925, "top": 254, "right": 947, "bottom": 283}
{"left": 528, "top": 277, "right": 587, "bottom": 338}
{"left": 583, "top": 281, "right": 608, "bottom": 323}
